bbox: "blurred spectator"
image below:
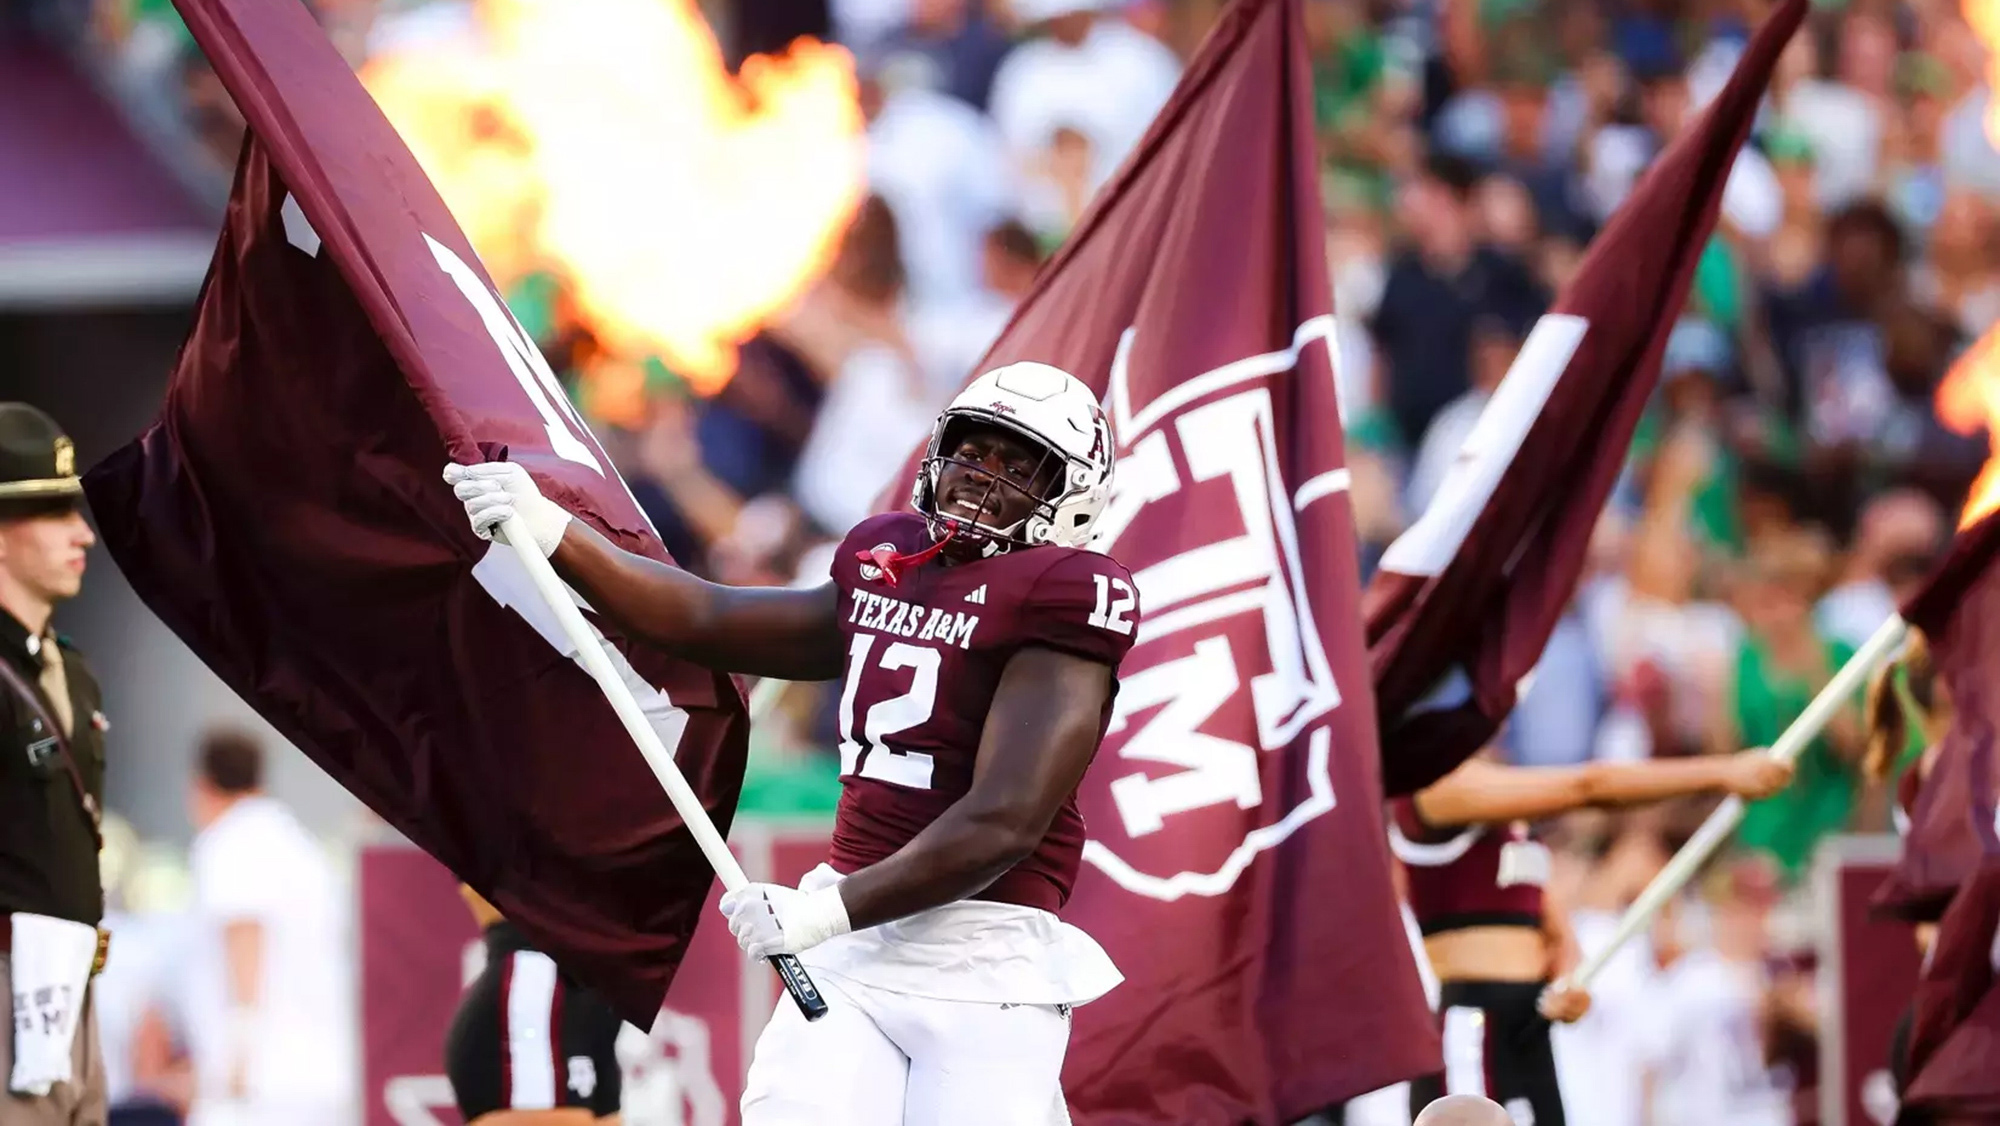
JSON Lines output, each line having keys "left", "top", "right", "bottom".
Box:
{"left": 95, "top": 814, "right": 192, "bottom": 1126}
{"left": 909, "top": 218, "right": 1046, "bottom": 398}
{"left": 987, "top": 0, "right": 1180, "bottom": 194}
{"left": 871, "top": 0, "right": 1013, "bottom": 109}
{"left": 862, "top": 49, "right": 1018, "bottom": 309}
{"left": 1642, "top": 858, "right": 1799, "bottom": 1126}
{"left": 1815, "top": 487, "right": 1946, "bottom": 649}
{"left": 1910, "top": 191, "right": 2000, "bottom": 339}
{"left": 1767, "top": 17, "right": 1882, "bottom": 213}
{"left": 1715, "top": 530, "right": 1863, "bottom": 881}
{"left": 183, "top": 730, "right": 354, "bottom": 1126}
{"left": 1551, "top": 820, "right": 1670, "bottom": 1126}
{"left": 1369, "top": 153, "right": 1546, "bottom": 448}
{"left": 1406, "top": 314, "right": 1519, "bottom": 516}
{"left": 785, "top": 195, "right": 936, "bottom": 535}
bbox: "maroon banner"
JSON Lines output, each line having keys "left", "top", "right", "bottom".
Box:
{"left": 360, "top": 828, "right": 833, "bottom": 1126}
{"left": 880, "top": 0, "right": 1436, "bottom": 1118}
{"left": 1878, "top": 510, "right": 2000, "bottom": 922}
{"left": 82, "top": 0, "right": 749, "bottom": 1024}
{"left": 1898, "top": 860, "right": 2000, "bottom": 1122}
{"left": 1818, "top": 837, "right": 1924, "bottom": 1126}
{"left": 1361, "top": 0, "right": 1809, "bottom": 796}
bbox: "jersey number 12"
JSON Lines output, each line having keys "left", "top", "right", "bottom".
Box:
{"left": 836, "top": 635, "right": 939, "bottom": 789}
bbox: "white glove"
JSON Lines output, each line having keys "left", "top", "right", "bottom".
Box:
{"left": 718, "top": 883, "right": 851, "bottom": 960}
{"left": 442, "top": 462, "right": 573, "bottom": 558}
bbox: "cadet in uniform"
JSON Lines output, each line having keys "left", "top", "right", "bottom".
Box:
{"left": 0, "top": 404, "right": 111, "bottom": 1126}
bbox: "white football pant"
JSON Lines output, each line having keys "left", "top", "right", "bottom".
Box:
{"left": 741, "top": 971, "right": 1072, "bottom": 1126}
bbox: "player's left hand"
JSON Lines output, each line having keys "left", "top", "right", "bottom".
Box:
{"left": 719, "top": 882, "right": 851, "bottom": 960}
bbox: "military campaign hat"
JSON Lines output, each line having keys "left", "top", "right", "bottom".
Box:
{"left": 0, "top": 403, "right": 82, "bottom": 501}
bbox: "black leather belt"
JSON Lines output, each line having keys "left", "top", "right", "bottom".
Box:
{"left": 0, "top": 915, "right": 112, "bottom": 977}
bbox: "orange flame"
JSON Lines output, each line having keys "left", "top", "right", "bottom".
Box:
{"left": 1934, "top": 1, "right": 2000, "bottom": 527}
{"left": 360, "top": 0, "right": 865, "bottom": 405}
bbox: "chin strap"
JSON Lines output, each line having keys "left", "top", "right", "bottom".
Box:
{"left": 857, "top": 525, "right": 956, "bottom": 587}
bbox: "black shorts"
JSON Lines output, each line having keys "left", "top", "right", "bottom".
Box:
{"left": 1409, "top": 979, "right": 1565, "bottom": 1126}
{"left": 445, "top": 923, "right": 624, "bottom": 1121}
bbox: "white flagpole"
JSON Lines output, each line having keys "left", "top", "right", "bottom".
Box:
{"left": 499, "top": 516, "right": 829, "bottom": 1019}
{"left": 1563, "top": 613, "right": 1910, "bottom": 992}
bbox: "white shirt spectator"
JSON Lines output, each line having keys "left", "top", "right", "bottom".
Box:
{"left": 1782, "top": 80, "right": 1882, "bottom": 209}
{"left": 94, "top": 908, "right": 191, "bottom": 1108}
{"left": 908, "top": 291, "right": 1015, "bottom": 401}
{"left": 1816, "top": 578, "right": 1898, "bottom": 652}
{"left": 185, "top": 797, "right": 354, "bottom": 1125}
{"left": 869, "top": 85, "right": 1019, "bottom": 308}
{"left": 1642, "top": 948, "right": 1794, "bottom": 1126}
{"left": 792, "top": 344, "right": 938, "bottom": 534}
{"left": 1944, "top": 88, "right": 2000, "bottom": 195}
{"left": 1554, "top": 910, "right": 1658, "bottom": 1126}
{"left": 988, "top": 13, "right": 1180, "bottom": 192}
{"left": 1404, "top": 389, "right": 1488, "bottom": 519}
{"left": 1587, "top": 126, "right": 1780, "bottom": 239}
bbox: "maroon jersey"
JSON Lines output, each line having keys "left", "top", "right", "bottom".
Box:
{"left": 1388, "top": 800, "right": 1547, "bottom": 935}
{"left": 824, "top": 513, "right": 1139, "bottom": 914}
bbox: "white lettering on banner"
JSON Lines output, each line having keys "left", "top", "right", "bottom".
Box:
{"left": 1105, "top": 637, "right": 1255, "bottom": 836}
{"left": 469, "top": 545, "right": 692, "bottom": 767}
{"left": 1081, "top": 321, "right": 1343, "bottom": 901}
{"left": 280, "top": 194, "right": 322, "bottom": 256}
{"left": 1378, "top": 314, "right": 1590, "bottom": 578}
{"left": 425, "top": 233, "right": 606, "bottom": 475}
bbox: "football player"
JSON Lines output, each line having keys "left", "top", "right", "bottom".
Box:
{"left": 445, "top": 363, "right": 1134, "bottom": 1126}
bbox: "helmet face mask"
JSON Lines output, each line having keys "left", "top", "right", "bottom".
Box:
{"left": 911, "top": 363, "right": 1115, "bottom": 554}
{"left": 923, "top": 417, "right": 1066, "bottom": 551}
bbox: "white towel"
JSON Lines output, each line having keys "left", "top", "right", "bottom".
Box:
{"left": 7, "top": 912, "right": 97, "bottom": 1096}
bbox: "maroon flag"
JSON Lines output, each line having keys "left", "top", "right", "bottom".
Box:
{"left": 80, "top": 0, "right": 749, "bottom": 1023}
{"left": 1362, "top": 0, "right": 1809, "bottom": 796}
{"left": 881, "top": 0, "right": 1436, "bottom": 1118}
{"left": 1876, "top": 511, "right": 2000, "bottom": 921}
{"left": 1897, "top": 859, "right": 2000, "bottom": 1122}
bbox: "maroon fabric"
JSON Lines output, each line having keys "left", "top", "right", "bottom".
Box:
{"left": 1389, "top": 805, "right": 1545, "bottom": 935}
{"left": 1360, "top": 0, "right": 1809, "bottom": 797}
{"left": 1878, "top": 510, "right": 2000, "bottom": 922}
{"left": 1898, "top": 861, "right": 2000, "bottom": 1122}
{"left": 877, "top": 0, "right": 1438, "bottom": 1117}
{"left": 80, "top": 0, "right": 749, "bottom": 1025}
{"left": 824, "top": 512, "right": 1137, "bottom": 914}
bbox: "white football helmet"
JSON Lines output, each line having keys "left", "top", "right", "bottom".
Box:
{"left": 911, "top": 362, "right": 1115, "bottom": 551}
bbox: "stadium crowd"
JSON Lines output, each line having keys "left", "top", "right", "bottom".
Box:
{"left": 21, "top": 0, "right": 2000, "bottom": 1122}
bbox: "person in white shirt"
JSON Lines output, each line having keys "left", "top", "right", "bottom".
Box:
{"left": 863, "top": 58, "right": 1019, "bottom": 310}
{"left": 987, "top": 0, "right": 1180, "bottom": 193}
{"left": 183, "top": 731, "right": 354, "bottom": 1126}
{"left": 1641, "top": 866, "right": 1795, "bottom": 1126}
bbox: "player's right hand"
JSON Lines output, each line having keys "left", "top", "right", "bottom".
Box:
{"left": 443, "top": 461, "right": 573, "bottom": 558}
{"left": 1724, "top": 750, "right": 1794, "bottom": 801}
{"left": 1537, "top": 981, "right": 1592, "bottom": 1024}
